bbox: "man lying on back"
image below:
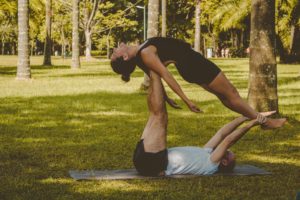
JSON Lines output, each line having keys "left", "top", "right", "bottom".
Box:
{"left": 133, "top": 70, "right": 279, "bottom": 176}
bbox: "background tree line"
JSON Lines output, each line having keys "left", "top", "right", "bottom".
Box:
{"left": 1, "top": 0, "right": 299, "bottom": 62}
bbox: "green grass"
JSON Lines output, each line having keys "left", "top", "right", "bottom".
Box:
{"left": 0, "top": 56, "right": 299, "bottom": 200}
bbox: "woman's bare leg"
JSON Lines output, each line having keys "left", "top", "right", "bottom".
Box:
{"left": 201, "top": 72, "right": 286, "bottom": 129}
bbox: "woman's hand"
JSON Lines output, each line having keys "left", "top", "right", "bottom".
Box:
{"left": 186, "top": 100, "right": 202, "bottom": 113}
{"left": 166, "top": 97, "right": 181, "bottom": 109}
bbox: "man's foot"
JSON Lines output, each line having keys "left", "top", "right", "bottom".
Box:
{"left": 262, "top": 118, "right": 287, "bottom": 129}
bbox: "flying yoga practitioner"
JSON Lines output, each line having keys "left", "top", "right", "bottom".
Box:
{"left": 110, "top": 37, "right": 286, "bottom": 129}
{"left": 132, "top": 70, "right": 277, "bottom": 176}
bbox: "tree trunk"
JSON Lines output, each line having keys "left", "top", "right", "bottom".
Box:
{"left": 1, "top": 35, "right": 4, "bottom": 55}
{"left": 31, "top": 40, "right": 34, "bottom": 56}
{"left": 290, "top": 24, "right": 300, "bottom": 62}
{"left": 85, "top": 29, "right": 92, "bottom": 60}
{"left": 194, "top": 0, "right": 201, "bottom": 53}
{"left": 12, "top": 42, "right": 16, "bottom": 55}
{"left": 248, "top": 0, "right": 278, "bottom": 111}
{"left": 236, "top": 30, "right": 240, "bottom": 48}
{"left": 141, "top": 0, "right": 159, "bottom": 89}
{"left": 231, "top": 30, "right": 234, "bottom": 48}
{"left": 83, "top": 0, "right": 99, "bottom": 61}
{"left": 43, "top": 0, "right": 52, "bottom": 66}
{"left": 147, "top": 0, "right": 159, "bottom": 37}
{"left": 61, "top": 28, "right": 66, "bottom": 58}
{"left": 17, "top": 0, "right": 31, "bottom": 79}
{"left": 72, "top": 0, "right": 81, "bottom": 69}
{"left": 106, "top": 34, "right": 110, "bottom": 59}
{"left": 161, "top": 0, "right": 167, "bottom": 37}
{"left": 241, "top": 29, "right": 244, "bottom": 49}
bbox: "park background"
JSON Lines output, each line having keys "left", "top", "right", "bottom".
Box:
{"left": 0, "top": 0, "right": 300, "bottom": 199}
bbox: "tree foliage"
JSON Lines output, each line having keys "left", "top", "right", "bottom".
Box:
{"left": 0, "top": 0, "right": 299, "bottom": 60}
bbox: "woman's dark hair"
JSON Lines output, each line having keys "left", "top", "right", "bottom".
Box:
{"left": 110, "top": 57, "right": 136, "bottom": 82}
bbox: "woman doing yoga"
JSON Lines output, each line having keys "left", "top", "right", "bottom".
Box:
{"left": 110, "top": 37, "right": 286, "bottom": 129}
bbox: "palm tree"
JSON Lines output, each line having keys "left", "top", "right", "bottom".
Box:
{"left": 288, "top": 0, "right": 300, "bottom": 62}
{"left": 72, "top": 0, "right": 81, "bottom": 69}
{"left": 194, "top": 0, "right": 201, "bottom": 53}
{"left": 17, "top": 0, "right": 31, "bottom": 79}
{"left": 147, "top": 0, "right": 159, "bottom": 37}
{"left": 161, "top": 0, "right": 167, "bottom": 37}
{"left": 43, "top": 0, "right": 52, "bottom": 66}
{"left": 203, "top": 0, "right": 250, "bottom": 51}
{"left": 277, "top": 0, "right": 300, "bottom": 63}
{"left": 247, "top": 0, "right": 278, "bottom": 111}
{"left": 0, "top": 1, "right": 17, "bottom": 55}
{"left": 141, "top": 0, "right": 159, "bottom": 90}
{"left": 209, "top": 0, "right": 250, "bottom": 31}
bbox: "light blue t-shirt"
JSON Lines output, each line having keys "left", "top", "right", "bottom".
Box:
{"left": 165, "top": 146, "right": 219, "bottom": 176}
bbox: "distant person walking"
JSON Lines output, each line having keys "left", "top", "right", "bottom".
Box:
{"left": 225, "top": 47, "right": 230, "bottom": 58}
{"left": 221, "top": 48, "right": 225, "bottom": 58}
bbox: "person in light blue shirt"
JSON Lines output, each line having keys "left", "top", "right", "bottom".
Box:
{"left": 165, "top": 111, "right": 275, "bottom": 176}
{"left": 133, "top": 70, "right": 279, "bottom": 176}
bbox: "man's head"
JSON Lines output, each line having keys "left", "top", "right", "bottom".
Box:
{"left": 110, "top": 43, "right": 136, "bottom": 82}
{"left": 218, "top": 150, "right": 236, "bottom": 173}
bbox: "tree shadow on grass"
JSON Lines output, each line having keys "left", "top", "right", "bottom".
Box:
{"left": 49, "top": 72, "right": 116, "bottom": 78}
{"left": 0, "top": 91, "right": 299, "bottom": 200}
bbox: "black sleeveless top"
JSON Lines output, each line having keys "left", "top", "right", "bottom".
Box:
{"left": 135, "top": 37, "right": 191, "bottom": 76}
{"left": 135, "top": 37, "right": 221, "bottom": 84}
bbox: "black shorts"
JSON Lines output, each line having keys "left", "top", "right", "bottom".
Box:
{"left": 133, "top": 140, "right": 168, "bottom": 176}
{"left": 176, "top": 49, "right": 221, "bottom": 85}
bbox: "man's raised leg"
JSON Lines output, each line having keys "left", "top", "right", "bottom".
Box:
{"left": 132, "top": 70, "right": 168, "bottom": 176}
{"left": 141, "top": 71, "right": 168, "bottom": 152}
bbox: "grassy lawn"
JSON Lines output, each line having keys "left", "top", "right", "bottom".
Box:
{"left": 0, "top": 56, "right": 299, "bottom": 200}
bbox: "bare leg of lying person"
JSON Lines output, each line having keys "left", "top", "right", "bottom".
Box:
{"left": 133, "top": 70, "right": 168, "bottom": 176}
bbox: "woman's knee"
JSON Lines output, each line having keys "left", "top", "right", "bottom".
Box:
{"left": 225, "top": 86, "right": 241, "bottom": 100}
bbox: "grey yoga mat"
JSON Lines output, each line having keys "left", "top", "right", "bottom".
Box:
{"left": 69, "top": 165, "right": 271, "bottom": 180}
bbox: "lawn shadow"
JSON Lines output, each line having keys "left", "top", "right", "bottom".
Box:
{"left": 0, "top": 90, "right": 299, "bottom": 200}
{"left": 0, "top": 65, "right": 71, "bottom": 76}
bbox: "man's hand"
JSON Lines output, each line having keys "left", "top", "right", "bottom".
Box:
{"left": 186, "top": 100, "right": 202, "bottom": 113}
{"left": 166, "top": 97, "right": 181, "bottom": 109}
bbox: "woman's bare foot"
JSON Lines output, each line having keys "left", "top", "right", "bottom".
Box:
{"left": 262, "top": 118, "right": 287, "bottom": 129}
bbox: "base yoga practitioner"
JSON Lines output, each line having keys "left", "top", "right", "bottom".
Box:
{"left": 133, "top": 70, "right": 279, "bottom": 176}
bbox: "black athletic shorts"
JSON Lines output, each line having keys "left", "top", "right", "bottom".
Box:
{"left": 176, "top": 49, "right": 221, "bottom": 85}
{"left": 133, "top": 139, "right": 168, "bottom": 176}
